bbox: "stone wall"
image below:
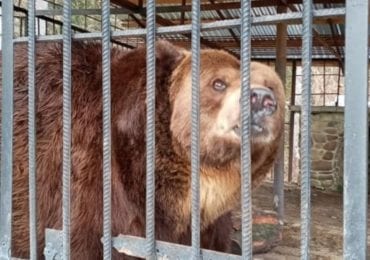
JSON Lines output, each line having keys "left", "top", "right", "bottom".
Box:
{"left": 310, "top": 111, "right": 344, "bottom": 191}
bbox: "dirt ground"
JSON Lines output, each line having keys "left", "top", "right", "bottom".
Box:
{"left": 248, "top": 181, "right": 370, "bottom": 260}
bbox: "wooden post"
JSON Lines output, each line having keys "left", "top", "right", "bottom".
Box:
{"left": 273, "top": 4, "right": 287, "bottom": 224}
{"left": 288, "top": 61, "right": 297, "bottom": 182}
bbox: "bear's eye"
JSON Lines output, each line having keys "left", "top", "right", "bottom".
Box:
{"left": 212, "top": 79, "right": 227, "bottom": 92}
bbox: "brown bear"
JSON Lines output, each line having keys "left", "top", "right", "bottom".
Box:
{"left": 2, "top": 40, "right": 285, "bottom": 259}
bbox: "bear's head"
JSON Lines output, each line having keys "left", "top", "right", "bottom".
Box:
{"left": 159, "top": 42, "right": 285, "bottom": 168}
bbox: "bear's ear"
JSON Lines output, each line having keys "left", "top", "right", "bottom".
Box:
{"left": 155, "top": 40, "right": 185, "bottom": 73}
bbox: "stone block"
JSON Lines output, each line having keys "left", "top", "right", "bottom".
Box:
{"left": 311, "top": 160, "right": 333, "bottom": 171}
{"left": 322, "top": 180, "right": 334, "bottom": 187}
{"left": 311, "top": 150, "right": 323, "bottom": 161}
{"left": 312, "top": 133, "right": 326, "bottom": 143}
{"left": 311, "top": 179, "right": 324, "bottom": 189}
{"left": 316, "top": 173, "right": 334, "bottom": 180}
{"left": 327, "top": 135, "right": 338, "bottom": 141}
{"left": 327, "top": 121, "right": 337, "bottom": 127}
{"left": 324, "top": 128, "right": 337, "bottom": 135}
{"left": 322, "top": 152, "right": 334, "bottom": 160}
{"left": 323, "top": 141, "right": 337, "bottom": 151}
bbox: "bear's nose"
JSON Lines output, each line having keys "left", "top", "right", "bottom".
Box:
{"left": 250, "top": 87, "right": 277, "bottom": 116}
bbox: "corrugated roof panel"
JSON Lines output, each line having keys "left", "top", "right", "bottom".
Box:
{"left": 313, "top": 24, "right": 332, "bottom": 35}
{"left": 227, "top": 9, "right": 241, "bottom": 18}
{"left": 287, "top": 24, "right": 302, "bottom": 36}
{"left": 266, "top": 6, "right": 277, "bottom": 15}
{"left": 202, "top": 10, "right": 219, "bottom": 20}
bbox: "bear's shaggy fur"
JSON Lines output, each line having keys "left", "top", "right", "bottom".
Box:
{"left": 2, "top": 41, "right": 285, "bottom": 259}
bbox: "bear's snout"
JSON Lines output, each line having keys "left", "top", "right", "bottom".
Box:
{"left": 248, "top": 86, "right": 277, "bottom": 134}
{"left": 251, "top": 87, "right": 277, "bottom": 116}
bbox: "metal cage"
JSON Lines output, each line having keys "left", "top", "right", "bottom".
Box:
{"left": 0, "top": 0, "right": 368, "bottom": 259}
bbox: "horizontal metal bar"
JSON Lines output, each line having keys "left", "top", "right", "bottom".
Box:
{"left": 253, "top": 7, "right": 345, "bottom": 25}
{"left": 35, "top": 6, "right": 345, "bottom": 19}
{"left": 33, "top": 5, "right": 236, "bottom": 16}
{"left": 13, "top": 8, "right": 345, "bottom": 43}
{"left": 112, "top": 235, "right": 241, "bottom": 260}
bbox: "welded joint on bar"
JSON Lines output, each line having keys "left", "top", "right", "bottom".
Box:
{"left": 0, "top": 235, "right": 11, "bottom": 259}
{"left": 44, "top": 229, "right": 63, "bottom": 260}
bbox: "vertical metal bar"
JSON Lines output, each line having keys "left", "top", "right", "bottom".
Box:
{"left": 240, "top": 0, "right": 252, "bottom": 258}
{"left": 343, "top": 0, "right": 369, "bottom": 259}
{"left": 102, "top": 0, "right": 112, "bottom": 259}
{"left": 0, "top": 0, "right": 14, "bottom": 259}
{"left": 191, "top": 0, "right": 201, "bottom": 258}
{"left": 145, "top": 0, "right": 156, "bottom": 256}
{"left": 62, "top": 0, "right": 72, "bottom": 258}
{"left": 28, "top": 0, "right": 37, "bottom": 257}
{"left": 300, "top": 0, "right": 313, "bottom": 259}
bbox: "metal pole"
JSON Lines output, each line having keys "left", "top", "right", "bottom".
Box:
{"left": 28, "top": 0, "right": 38, "bottom": 257}
{"left": 343, "top": 0, "right": 369, "bottom": 259}
{"left": 300, "top": 0, "right": 313, "bottom": 259}
{"left": 62, "top": 0, "right": 72, "bottom": 258}
{"left": 146, "top": 0, "right": 156, "bottom": 256}
{"left": 240, "top": 0, "right": 253, "bottom": 258}
{"left": 0, "top": 1, "right": 14, "bottom": 258}
{"left": 102, "top": 0, "right": 112, "bottom": 258}
{"left": 191, "top": 0, "right": 201, "bottom": 258}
